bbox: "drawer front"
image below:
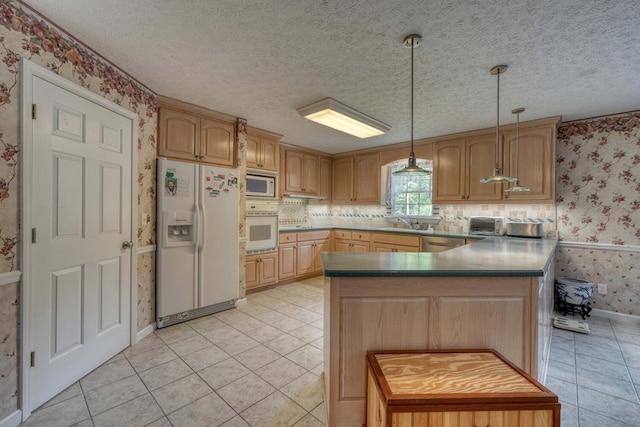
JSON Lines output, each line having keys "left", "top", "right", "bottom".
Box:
{"left": 352, "top": 231, "right": 370, "bottom": 242}
{"left": 297, "top": 230, "right": 331, "bottom": 241}
{"left": 280, "top": 232, "right": 297, "bottom": 242}
{"left": 371, "top": 232, "right": 420, "bottom": 247}
{"left": 334, "top": 230, "right": 352, "bottom": 239}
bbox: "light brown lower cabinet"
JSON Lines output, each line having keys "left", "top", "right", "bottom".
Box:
{"left": 278, "top": 241, "right": 297, "bottom": 281}
{"left": 245, "top": 252, "right": 278, "bottom": 290}
{"left": 277, "top": 230, "right": 331, "bottom": 282}
{"left": 334, "top": 230, "right": 370, "bottom": 252}
{"left": 366, "top": 350, "right": 559, "bottom": 427}
{"left": 370, "top": 232, "right": 420, "bottom": 252}
{"left": 324, "top": 275, "right": 552, "bottom": 427}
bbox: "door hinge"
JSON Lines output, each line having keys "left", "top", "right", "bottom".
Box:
{"left": 30, "top": 351, "right": 35, "bottom": 367}
{"left": 32, "top": 104, "right": 37, "bottom": 119}
{"left": 31, "top": 228, "right": 37, "bottom": 243}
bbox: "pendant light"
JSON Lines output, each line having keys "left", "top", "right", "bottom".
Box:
{"left": 393, "top": 34, "right": 430, "bottom": 176}
{"left": 505, "top": 107, "right": 531, "bottom": 192}
{"left": 480, "top": 65, "right": 518, "bottom": 184}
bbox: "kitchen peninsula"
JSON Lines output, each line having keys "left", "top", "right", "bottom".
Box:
{"left": 321, "top": 237, "right": 557, "bottom": 427}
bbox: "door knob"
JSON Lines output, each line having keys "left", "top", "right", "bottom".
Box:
{"left": 122, "top": 241, "right": 133, "bottom": 249}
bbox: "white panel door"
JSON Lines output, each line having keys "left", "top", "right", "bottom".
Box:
{"left": 28, "top": 75, "right": 133, "bottom": 410}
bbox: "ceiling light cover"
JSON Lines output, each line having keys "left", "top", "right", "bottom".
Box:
{"left": 297, "top": 97, "right": 390, "bottom": 138}
{"left": 480, "top": 65, "right": 518, "bottom": 184}
{"left": 393, "top": 34, "right": 431, "bottom": 176}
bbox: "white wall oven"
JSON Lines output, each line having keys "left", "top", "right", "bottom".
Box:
{"left": 246, "top": 200, "right": 279, "bottom": 253}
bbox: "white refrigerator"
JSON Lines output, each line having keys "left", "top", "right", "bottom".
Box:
{"left": 156, "top": 158, "right": 239, "bottom": 328}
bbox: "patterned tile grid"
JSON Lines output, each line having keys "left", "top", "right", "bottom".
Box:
{"left": 0, "top": 281, "right": 18, "bottom": 417}
{"left": 306, "top": 204, "right": 388, "bottom": 228}
{"left": 556, "top": 247, "right": 640, "bottom": 316}
{"left": 305, "top": 202, "right": 557, "bottom": 233}
{"left": 547, "top": 315, "right": 640, "bottom": 426}
{"left": 21, "top": 279, "right": 640, "bottom": 427}
{"left": 434, "top": 203, "right": 557, "bottom": 234}
{"left": 0, "top": 1, "right": 157, "bottom": 419}
{"left": 23, "top": 278, "right": 328, "bottom": 427}
{"left": 556, "top": 111, "right": 640, "bottom": 246}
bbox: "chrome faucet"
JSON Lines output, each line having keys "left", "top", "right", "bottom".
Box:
{"left": 397, "top": 217, "right": 420, "bottom": 229}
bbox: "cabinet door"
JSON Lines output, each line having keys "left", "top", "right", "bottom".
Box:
{"left": 319, "top": 157, "right": 332, "bottom": 202}
{"left": 351, "top": 241, "right": 370, "bottom": 252}
{"left": 353, "top": 153, "right": 380, "bottom": 203}
{"left": 245, "top": 255, "right": 259, "bottom": 289}
{"left": 260, "top": 252, "right": 278, "bottom": 285}
{"left": 296, "top": 241, "right": 315, "bottom": 276}
{"left": 503, "top": 125, "right": 555, "bottom": 201}
{"left": 200, "top": 117, "right": 235, "bottom": 166}
{"left": 314, "top": 238, "right": 330, "bottom": 272}
{"left": 246, "top": 133, "right": 260, "bottom": 169}
{"left": 332, "top": 157, "right": 354, "bottom": 203}
{"left": 284, "top": 150, "right": 304, "bottom": 193}
{"left": 371, "top": 242, "right": 394, "bottom": 252}
{"left": 466, "top": 134, "right": 502, "bottom": 201}
{"left": 158, "top": 107, "right": 198, "bottom": 161}
{"left": 260, "top": 138, "right": 279, "bottom": 171}
{"left": 433, "top": 139, "right": 466, "bottom": 202}
{"left": 334, "top": 239, "right": 351, "bottom": 252}
{"left": 303, "top": 154, "right": 320, "bottom": 195}
{"left": 278, "top": 242, "right": 297, "bottom": 280}
{"left": 436, "top": 296, "right": 526, "bottom": 369}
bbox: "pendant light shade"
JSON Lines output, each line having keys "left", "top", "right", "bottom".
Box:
{"left": 480, "top": 65, "right": 518, "bottom": 184}
{"left": 393, "top": 34, "right": 430, "bottom": 176}
{"left": 505, "top": 107, "right": 531, "bottom": 192}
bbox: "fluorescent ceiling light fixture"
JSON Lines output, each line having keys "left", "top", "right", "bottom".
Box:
{"left": 297, "top": 97, "right": 390, "bottom": 138}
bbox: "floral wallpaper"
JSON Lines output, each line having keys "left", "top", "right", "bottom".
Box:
{"left": 0, "top": 0, "right": 157, "bottom": 418}
{"left": 237, "top": 118, "right": 247, "bottom": 298}
{"left": 0, "top": 281, "right": 18, "bottom": 418}
{"left": 556, "top": 112, "right": 640, "bottom": 245}
{"left": 555, "top": 111, "right": 640, "bottom": 316}
{"left": 137, "top": 252, "right": 155, "bottom": 330}
{"left": 556, "top": 247, "right": 639, "bottom": 316}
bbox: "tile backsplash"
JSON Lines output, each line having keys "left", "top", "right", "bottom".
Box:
{"left": 279, "top": 199, "right": 556, "bottom": 234}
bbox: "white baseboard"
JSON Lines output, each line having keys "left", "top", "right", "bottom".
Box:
{"left": 135, "top": 323, "right": 155, "bottom": 343}
{"left": 591, "top": 308, "right": 640, "bottom": 323}
{"left": 0, "top": 410, "right": 21, "bottom": 427}
{"left": 236, "top": 298, "right": 247, "bottom": 307}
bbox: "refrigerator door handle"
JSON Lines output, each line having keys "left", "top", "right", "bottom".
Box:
{"left": 198, "top": 201, "right": 205, "bottom": 251}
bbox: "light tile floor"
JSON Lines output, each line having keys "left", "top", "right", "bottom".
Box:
{"left": 21, "top": 276, "right": 640, "bottom": 427}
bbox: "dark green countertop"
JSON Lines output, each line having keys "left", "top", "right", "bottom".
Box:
{"left": 320, "top": 237, "right": 557, "bottom": 277}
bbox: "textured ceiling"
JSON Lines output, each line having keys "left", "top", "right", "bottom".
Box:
{"left": 21, "top": 0, "right": 640, "bottom": 154}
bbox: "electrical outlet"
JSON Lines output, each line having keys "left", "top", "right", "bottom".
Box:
{"left": 597, "top": 283, "right": 607, "bottom": 295}
{"left": 141, "top": 212, "right": 148, "bottom": 226}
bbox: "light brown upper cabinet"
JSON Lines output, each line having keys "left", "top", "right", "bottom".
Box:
{"left": 433, "top": 117, "right": 559, "bottom": 203}
{"left": 247, "top": 127, "right": 280, "bottom": 171}
{"left": 433, "top": 135, "right": 501, "bottom": 202}
{"left": 332, "top": 153, "right": 380, "bottom": 204}
{"left": 502, "top": 123, "right": 556, "bottom": 201}
{"left": 284, "top": 150, "right": 320, "bottom": 195}
{"left": 319, "top": 157, "right": 332, "bottom": 202}
{"left": 157, "top": 97, "right": 236, "bottom": 167}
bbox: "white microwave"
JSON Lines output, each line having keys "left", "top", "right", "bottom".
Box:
{"left": 246, "top": 172, "right": 277, "bottom": 198}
